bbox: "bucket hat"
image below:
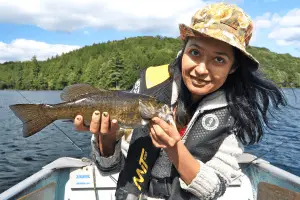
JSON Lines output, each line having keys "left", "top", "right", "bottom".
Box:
{"left": 179, "top": 2, "right": 259, "bottom": 71}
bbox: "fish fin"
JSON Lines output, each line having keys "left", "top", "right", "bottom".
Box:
{"left": 9, "top": 104, "right": 55, "bottom": 137}
{"left": 60, "top": 83, "right": 104, "bottom": 102}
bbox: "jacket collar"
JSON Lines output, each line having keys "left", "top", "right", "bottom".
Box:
{"left": 197, "top": 90, "right": 228, "bottom": 112}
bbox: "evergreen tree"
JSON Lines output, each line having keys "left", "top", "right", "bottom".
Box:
{"left": 0, "top": 36, "right": 299, "bottom": 90}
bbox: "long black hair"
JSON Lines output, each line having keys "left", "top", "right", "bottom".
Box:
{"left": 169, "top": 40, "right": 287, "bottom": 145}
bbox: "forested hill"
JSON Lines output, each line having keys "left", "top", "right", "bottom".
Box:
{"left": 0, "top": 36, "right": 299, "bottom": 90}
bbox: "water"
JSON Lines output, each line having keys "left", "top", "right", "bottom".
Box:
{"left": 0, "top": 90, "right": 91, "bottom": 193}
{"left": 0, "top": 89, "right": 299, "bottom": 193}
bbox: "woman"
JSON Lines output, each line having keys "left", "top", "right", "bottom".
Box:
{"left": 74, "top": 2, "right": 286, "bottom": 199}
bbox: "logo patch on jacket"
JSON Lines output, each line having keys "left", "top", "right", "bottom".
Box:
{"left": 133, "top": 148, "right": 148, "bottom": 191}
{"left": 202, "top": 114, "right": 219, "bottom": 130}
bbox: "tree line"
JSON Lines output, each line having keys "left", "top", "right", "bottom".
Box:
{"left": 0, "top": 36, "right": 299, "bottom": 90}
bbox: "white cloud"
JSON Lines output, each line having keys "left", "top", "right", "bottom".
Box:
{"left": 267, "top": 9, "right": 300, "bottom": 47}
{"left": 0, "top": 0, "right": 245, "bottom": 63}
{"left": 269, "top": 27, "right": 300, "bottom": 42}
{"left": 279, "top": 9, "right": 300, "bottom": 27}
{"left": 0, "top": 0, "right": 209, "bottom": 34}
{"left": 253, "top": 9, "right": 300, "bottom": 48}
{"left": 255, "top": 13, "right": 273, "bottom": 29}
{"left": 0, "top": 0, "right": 242, "bottom": 35}
{"left": 251, "top": 13, "right": 273, "bottom": 43}
{"left": 0, "top": 39, "right": 80, "bottom": 63}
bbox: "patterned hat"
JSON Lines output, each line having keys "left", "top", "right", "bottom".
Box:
{"left": 179, "top": 2, "right": 259, "bottom": 71}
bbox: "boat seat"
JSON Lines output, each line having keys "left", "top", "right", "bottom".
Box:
{"left": 257, "top": 182, "right": 300, "bottom": 200}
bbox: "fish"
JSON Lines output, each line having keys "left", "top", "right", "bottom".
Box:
{"left": 9, "top": 84, "right": 175, "bottom": 138}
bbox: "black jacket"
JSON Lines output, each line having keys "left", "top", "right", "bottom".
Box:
{"left": 115, "top": 65, "right": 237, "bottom": 200}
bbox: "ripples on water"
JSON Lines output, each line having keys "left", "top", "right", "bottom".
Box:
{"left": 246, "top": 89, "right": 300, "bottom": 176}
{"left": 0, "top": 89, "right": 299, "bottom": 193}
{"left": 0, "top": 90, "right": 91, "bottom": 193}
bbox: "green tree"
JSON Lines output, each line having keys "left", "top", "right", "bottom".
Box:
{"left": 0, "top": 36, "right": 299, "bottom": 90}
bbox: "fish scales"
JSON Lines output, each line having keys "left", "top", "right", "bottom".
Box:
{"left": 9, "top": 84, "right": 174, "bottom": 137}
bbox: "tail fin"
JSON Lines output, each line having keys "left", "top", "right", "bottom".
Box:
{"left": 9, "top": 104, "right": 55, "bottom": 137}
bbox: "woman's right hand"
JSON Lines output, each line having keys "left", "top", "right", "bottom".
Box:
{"left": 74, "top": 111, "right": 119, "bottom": 157}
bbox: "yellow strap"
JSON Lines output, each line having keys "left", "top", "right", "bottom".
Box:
{"left": 145, "top": 64, "right": 170, "bottom": 89}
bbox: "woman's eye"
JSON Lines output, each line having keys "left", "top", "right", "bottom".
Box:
{"left": 215, "top": 57, "right": 225, "bottom": 63}
{"left": 190, "top": 49, "right": 200, "bottom": 56}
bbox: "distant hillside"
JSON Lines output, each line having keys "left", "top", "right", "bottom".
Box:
{"left": 0, "top": 36, "right": 299, "bottom": 90}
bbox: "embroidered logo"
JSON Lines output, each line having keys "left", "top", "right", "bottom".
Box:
{"left": 202, "top": 114, "right": 219, "bottom": 130}
{"left": 133, "top": 148, "right": 148, "bottom": 191}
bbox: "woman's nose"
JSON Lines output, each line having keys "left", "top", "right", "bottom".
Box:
{"left": 194, "top": 61, "right": 208, "bottom": 76}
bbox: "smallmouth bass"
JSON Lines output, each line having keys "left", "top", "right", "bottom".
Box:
{"left": 9, "top": 84, "right": 174, "bottom": 137}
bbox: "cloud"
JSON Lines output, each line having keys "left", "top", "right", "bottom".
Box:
{"left": 278, "top": 9, "right": 300, "bottom": 27}
{"left": 0, "top": 0, "right": 210, "bottom": 34}
{"left": 0, "top": 0, "right": 242, "bottom": 35}
{"left": 268, "top": 9, "right": 300, "bottom": 46}
{"left": 255, "top": 13, "right": 273, "bottom": 29}
{"left": 0, "top": 39, "right": 80, "bottom": 63}
{"left": 251, "top": 13, "right": 273, "bottom": 43}
{"left": 253, "top": 9, "right": 300, "bottom": 47}
{"left": 0, "top": 0, "right": 242, "bottom": 63}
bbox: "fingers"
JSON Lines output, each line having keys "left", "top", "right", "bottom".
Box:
{"left": 100, "top": 112, "right": 110, "bottom": 135}
{"left": 152, "top": 117, "right": 181, "bottom": 142}
{"left": 110, "top": 119, "right": 119, "bottom": 135}
{"left": 90, "top": 111, "right": 101, "bottom": 134}
{"left": 74, "top": 115, "right": 89, "bottom": 131}
{"left": 151, "top": 117, "right": 180, "bottom": 148}
{"left": 150, "top": 126, "right": 167, "bottom": 148}
{"left": 75, "top": 111, "right": 118, "bottom": 138}
{"left": 152, "top": 123, "right": 175, "bottom": 145}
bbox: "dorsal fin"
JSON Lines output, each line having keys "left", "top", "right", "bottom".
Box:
{"left": 60, "top": 83, "right": 103, "bottom": 102}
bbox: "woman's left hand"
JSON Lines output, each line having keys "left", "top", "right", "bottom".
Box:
{"left": 150, "top": 117, "right": 181, "bottom": 149}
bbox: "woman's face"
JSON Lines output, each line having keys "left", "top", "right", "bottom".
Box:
{"left": 181, "top": 37, "right": 235, "bottom": 101}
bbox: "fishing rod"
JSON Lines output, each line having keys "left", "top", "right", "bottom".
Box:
{"left": 16, "top": 90, "right": 86, "bottom": 155}
{"left": 3, "top": 85, "right": 299, "bottom": 189}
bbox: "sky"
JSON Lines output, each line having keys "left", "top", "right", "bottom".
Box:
{"left": 0, "top": 0, "right": 299, "bottom": 63}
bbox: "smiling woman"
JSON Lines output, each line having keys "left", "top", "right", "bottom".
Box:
{"left": 181, "top": 37, "right": 236, "bottom": 101}
{"left": 72, "top": 2, "right": 288, "bottom": 200}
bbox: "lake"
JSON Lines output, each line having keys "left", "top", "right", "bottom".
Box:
{"left": 0, "top": 89, "right": 299, "bottom": 193}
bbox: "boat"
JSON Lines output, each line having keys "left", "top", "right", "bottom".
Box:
{"left": 0, "top": 153, "right": 299, "bottom": 200}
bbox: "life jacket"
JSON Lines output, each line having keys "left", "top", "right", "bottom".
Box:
{"left": 115, "top": 64, "right": 234, "bottom": 200}
{"left": 115, "top": 64, "right": 172, "bottom": 199}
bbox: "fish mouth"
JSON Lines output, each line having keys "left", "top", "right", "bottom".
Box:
{"left": 158, "top": 112, "right": 176, "bottom": 127}
{"left": 139, "top": 100, "right": 174, "bottom": 126}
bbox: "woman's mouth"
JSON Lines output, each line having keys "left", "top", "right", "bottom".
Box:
{"left": 191, "top": 77, "right": 209, "bottom": 86}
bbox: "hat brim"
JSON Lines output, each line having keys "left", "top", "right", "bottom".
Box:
{"left": 179, "top": 23, "right": 259, "bottom": 71}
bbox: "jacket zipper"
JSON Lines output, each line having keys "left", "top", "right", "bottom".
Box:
{"left": 181, "top": 109, "right": 203, "bottom": 143}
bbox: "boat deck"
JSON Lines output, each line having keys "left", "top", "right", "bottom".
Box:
{"left": 1, "top": 154, "right": 299, "bottom": 200}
